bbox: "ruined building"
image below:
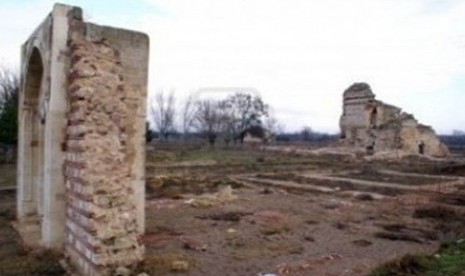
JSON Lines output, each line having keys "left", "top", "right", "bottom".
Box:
{"left": 339, "top": 83, "right": 449, "bottom": 157}
{"left": 16, "top": 4, "right": 148, "bottom": 275}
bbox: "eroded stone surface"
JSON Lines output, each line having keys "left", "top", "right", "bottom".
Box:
{"left": 18, "top": 3, "right": 148, "bottom": 275}
{"left": 64, "top": 38, "right": 144, "bottom": 275}
{"left": 339, "top": 83, "right": 448, "bottom": 157}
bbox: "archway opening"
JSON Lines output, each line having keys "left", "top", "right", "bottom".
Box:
{"left": 370, "top": 107, "right": 377, "bottom": 127}
{"left": 418, "top": 141, "right": 425, "bottom": 155}
{"left": 21, "top": 47, "right": 44, "bottom": 220}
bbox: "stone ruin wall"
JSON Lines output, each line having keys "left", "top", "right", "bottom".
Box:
{"left": 64, "top": 38, "right": 144, "bottom": 275}
{"left": 340, "top": 83, "right": 449, "bottom": 157}
{"left": 17, "top": 4, "right": 149, "bottom": 275}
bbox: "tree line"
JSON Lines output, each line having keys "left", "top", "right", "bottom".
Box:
{"left": 9, "top": 65, "right": 464, "bottom": 151}
{"left": 0, "top": 67, "right": 18, "bottom": 162}
{"left": 0, "top": 67, "right": 18, "bottom": 145}
{"left": 0, "top": 65, "right": 336, "bottom": 152}
{"left": 148, "top": 91, "right": 281, "bottom": 146}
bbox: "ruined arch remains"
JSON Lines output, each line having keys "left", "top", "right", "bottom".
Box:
{"left": 17, "top": 4, "right": 149, "bottom": 275}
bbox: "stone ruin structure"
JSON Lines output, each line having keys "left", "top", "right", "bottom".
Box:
{"left": 339, "top": 83, "right": 449, "bottom": 157}
{"left": 16, "top": 4, "right": 148, "bottom": 275}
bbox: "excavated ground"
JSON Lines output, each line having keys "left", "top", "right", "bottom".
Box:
{"left": 141, "top": 146, "right": 465, "bottom": 276}
{"left": 1, "top": 144, "right": 465, "bottom": 275}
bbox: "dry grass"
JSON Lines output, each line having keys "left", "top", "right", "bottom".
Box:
{"left": 0, "top": 249, "right": 64, "bottom": 276}
{"left": 137, "top": 251, "right": 194, "bottom": 275}
{"left": 0, "top": 163, "right": 15, "bottom": 188}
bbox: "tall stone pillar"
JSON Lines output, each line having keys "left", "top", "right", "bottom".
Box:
{"left": 17, "top": 4, "right": 149, "bottom": 274}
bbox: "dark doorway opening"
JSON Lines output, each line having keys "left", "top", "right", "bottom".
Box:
{"left": 370, "top": 107, "right": 377, "bottom": 127}
{"left": 418, "top": 141, "right": 425, "bottom": 155}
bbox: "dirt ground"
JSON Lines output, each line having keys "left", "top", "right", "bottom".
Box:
{"left": 1, "top": 144, "right": 465, "bottom": 275}
{"left": 141, "top": 145, "right": 465, "bottom": 276}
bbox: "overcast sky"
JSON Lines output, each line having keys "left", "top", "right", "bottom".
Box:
{"left": 1, "top": 0, "right": 464, "bottom": 133}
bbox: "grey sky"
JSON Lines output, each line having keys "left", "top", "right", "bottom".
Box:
{"left": 1, "top": 0, "right": 464, "bottom": 133}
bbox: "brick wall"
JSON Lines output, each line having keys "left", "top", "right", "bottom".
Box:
{"left": 64, "top": 38, "right": 144, "bottom": 275}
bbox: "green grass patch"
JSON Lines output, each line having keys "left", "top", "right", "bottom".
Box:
{"left": 371, "top": 239, "right": 465, "bottom": 276}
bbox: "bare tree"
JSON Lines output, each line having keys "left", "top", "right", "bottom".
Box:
{"left": 181, "top": 92, "right": 196, "bottom": 140}
{"left": 0, "top": 67, "right": 19, "bottom": 145}
{"left": 264, "top": 115, "right": 283, "bottom": 142}
{"left": 150, "top": 91, "right": 176, "bottom": 141}
{"left": 0, "top": 67, "right": 19, "bottom": 163}
{"left": 192, "top": 99, "right": 224, "bottom": 146}
{"left": 221, "top": 92, "right": 269, "bottom": 143}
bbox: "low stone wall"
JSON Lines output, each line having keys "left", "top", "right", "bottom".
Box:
{"left": 64, "top": 38, "right": 143, "bottom": 275}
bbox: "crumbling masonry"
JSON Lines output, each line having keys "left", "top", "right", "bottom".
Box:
{"left": 16, "top": 4, "right": 148, "bottom": 275}
{"left": 339, "top": 83, "right": 449, "bottom": 157}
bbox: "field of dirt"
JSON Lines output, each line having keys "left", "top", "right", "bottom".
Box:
{"left": 141, "top": 145, "right": 465, "bottom": 275}
{"left": 1, "top": 144, "right": 465, "bottom": 275}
